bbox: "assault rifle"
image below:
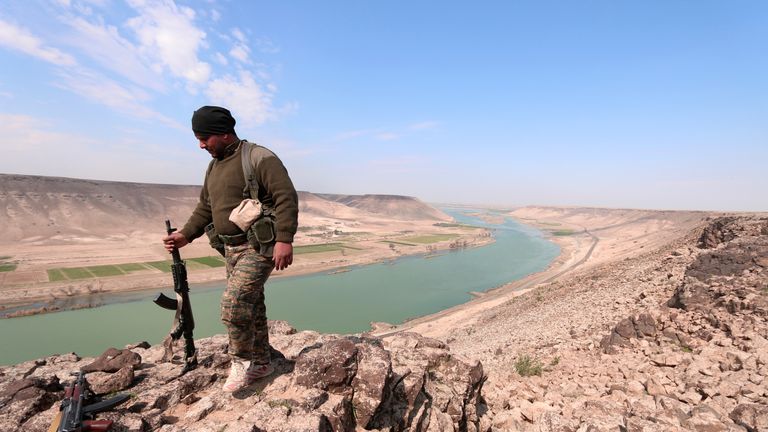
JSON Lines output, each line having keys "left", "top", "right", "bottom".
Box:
{"left": 154, "top": 219, "right": 198, "bottom": 374}
{"left": 49, "top": 371, "right": 129, "bottom": 432}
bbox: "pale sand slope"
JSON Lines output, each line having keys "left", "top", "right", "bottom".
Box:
{"left": 373, "top": 206, "right": 710, "bottom": 339}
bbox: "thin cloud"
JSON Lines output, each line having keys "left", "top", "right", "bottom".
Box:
{"left": 254, "top": 38, "right": 280, "bottom": 54}
{"left": 125, "top": 0, "right": 211, "bottom": 85}
{"left": 214, "top": 52, "right": 228, "bottom": 65}
{"left": 0, "top": 112, "right": 195, "bottom": 183}
{"left": 0, "top": 19, "right": 76, "bottom": 66}
{"left": 1, "top": 113, "right": 96, "bottom": 175}
{"left": 230, "top": 45, "right": 250, "bottom": 63}
{"left": 55, "top": 68, "right": 182, "bottom": 129}
{"left": 1, "top": 1, "right": 284, "bottom": 130}
{"left": 64, "top": 15, "right": 164, "bottom": 91}
{"left": 375, "top": 132, "right": 400, "bottom": 141}
{"left": 229, "top": 28, "right": 251, "bottom": 63}
{"left": 205, "top": 70, "right": 275, "bottom": 126}
{"left": 232, "top": 28, "right": 247, "bottom": 43}
{"left": 2, "top": 113, "right": 91, "bottom": 146}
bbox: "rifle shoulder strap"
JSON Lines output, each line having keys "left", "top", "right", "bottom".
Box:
{"left": 240, "top": 140, "right": 260, "bottom": 200}
{"left": 241, "top": 140, "right": 277, "bottom": 203}
{"left": 204, "top": 159, "right": 215, "bottom": 207}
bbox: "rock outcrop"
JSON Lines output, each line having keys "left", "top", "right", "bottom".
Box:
{"left": 0, "top": 325, "right": 484, "bottom": 431}
{"left": 441, "top": 216, "right": 767, "bottom": 431}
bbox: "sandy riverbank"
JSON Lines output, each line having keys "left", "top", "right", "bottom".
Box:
{"left": 372, "top": 221, "right": 587, "bottom": 337}
{"left": 372, "top": 207, "right": 710, "bottom": 338}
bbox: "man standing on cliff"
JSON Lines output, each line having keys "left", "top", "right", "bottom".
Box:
{"left": 163, "top": 106, "right": 299, "bottom": 392}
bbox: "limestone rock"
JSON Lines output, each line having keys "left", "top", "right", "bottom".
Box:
{"left": 87, "top": 366, "right": 135, "bottom": 395}
{"left": 0, "top": 327, "right": 485, "bottom": 432}
{"left": 729, "top": 404, "right": 768, "bottom": 432}
{"left": 82, "top": 347, "right": 142, "bottom": 373}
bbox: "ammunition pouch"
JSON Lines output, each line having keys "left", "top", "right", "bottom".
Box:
{"left": 204, "top": 223, "right": 225, "bottom": 257}
{"left": 246, "top": 214, "right": 276, "bottom": 258}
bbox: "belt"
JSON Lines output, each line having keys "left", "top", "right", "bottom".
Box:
{"left": 218, "top": 233, "right": 248, "bottom": 246}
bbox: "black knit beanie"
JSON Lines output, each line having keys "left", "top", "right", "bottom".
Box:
{"left": 191, "top": 106, "right": 236, "bottom": 136}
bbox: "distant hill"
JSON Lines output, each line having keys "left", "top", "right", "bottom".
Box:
{"left": 313, "top": 193, "right": 452, "bottom": 222}
{"left": 0, "top": 174, "right": 451, "bottom": 244}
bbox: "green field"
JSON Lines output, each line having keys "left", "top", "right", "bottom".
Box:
{"left": 295, "top": 243, "right": 346, "bottom": 254}
{"left": 47, "top": 269, "right": 66, "bottom": 282}
{"left": 380, "top": 240, "right": 417, "bottom": 247}
{"left": 0, "top": 256, "right": 15, "bottom": 272}
{"left": 145, "top": 261, "right": 172, "bottom": 272}
{"left": 551, "top": 230, "right": 575, "bottom": 236}
{"left": 47, "top": 256, "right": 227, "bottom": 282}
{"left": 432, "top": 222, "right": 480, "bottom": 230}
{"left": 144, "top": 259, "right": 212, "bottom": 272}
{"left": 433, "top": 222, "right": 461, "bottom": 228}
{"left": 401, "top": 234, "right": 459, "bottom": 244}
{"left": 61, "top": 267, "right": 94, "bottom": 279}
{"left": 117, "top": 263, "right": 151, "bottom": 272}
{"left": 88, "top": 265, "right": 126, "bottom": 277}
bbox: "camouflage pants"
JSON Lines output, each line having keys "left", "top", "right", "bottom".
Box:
{"left": 222, "top": 243, "right": 273, "bottom": 365}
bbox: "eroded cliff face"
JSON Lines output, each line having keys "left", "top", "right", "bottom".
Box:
{"left": 0, "top": 325, "right": 484, "bottom": 432}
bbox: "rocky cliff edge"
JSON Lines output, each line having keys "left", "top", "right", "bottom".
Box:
{"left": 0, "top": 325, "right": 484, "bottom": 431}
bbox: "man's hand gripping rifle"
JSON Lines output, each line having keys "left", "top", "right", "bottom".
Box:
{"left": 49, "top": 371, "right": 129, "bottom": 432}
{"left": 154, "top": 219, "right": 198, "bottom": 374}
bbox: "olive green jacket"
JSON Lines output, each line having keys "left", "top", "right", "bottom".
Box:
{"left": 180, "top": 140, "right": 299, "bottom": 243}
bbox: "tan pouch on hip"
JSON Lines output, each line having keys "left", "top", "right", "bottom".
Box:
{"left": 229, "top": 199, "right": 262, "bottom": 231}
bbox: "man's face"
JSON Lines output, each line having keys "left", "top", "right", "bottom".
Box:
{"left": 196, "top": 134, "right": 229, "bottom": 158}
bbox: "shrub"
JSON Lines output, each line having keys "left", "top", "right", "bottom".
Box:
{"left": 514, "top": 354, "right": 543, "bottom": 377}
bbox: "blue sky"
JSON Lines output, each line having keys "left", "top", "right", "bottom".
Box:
{"left": 1, "top": 0, "right": 766, "bottom": 211}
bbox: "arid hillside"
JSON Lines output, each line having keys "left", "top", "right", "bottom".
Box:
{"left": 0, "top": 174, "right": 201, "bottom": 244}
{"left": 315, "top": 193, "right": 453, "bottom": 222}
{"left": 0, "top": 174, "right": 482, "bottom": 310}
{"left": 0, "top": 174, "right": 451, "bottom": 244}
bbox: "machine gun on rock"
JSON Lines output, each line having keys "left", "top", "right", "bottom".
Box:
{"left": 49, "top": 371, "right": 129, "bottom": 432}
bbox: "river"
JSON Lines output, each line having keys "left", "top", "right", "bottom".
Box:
{"left": 0, "top": 208, "right": 559, "bottom": 365}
